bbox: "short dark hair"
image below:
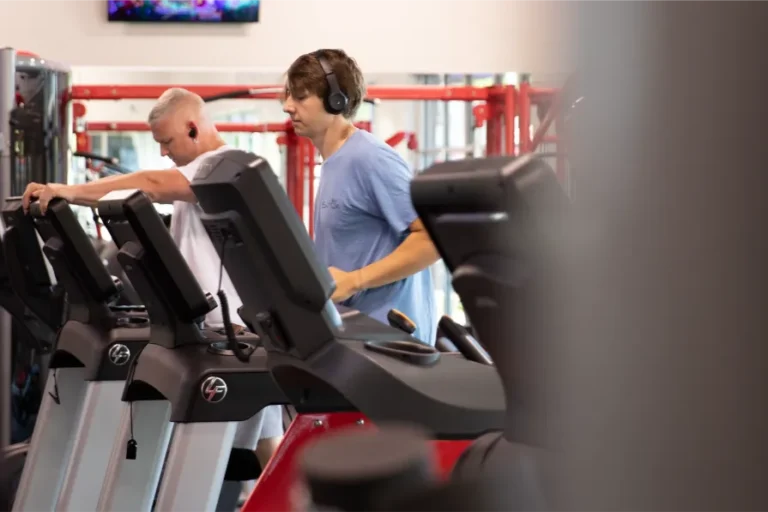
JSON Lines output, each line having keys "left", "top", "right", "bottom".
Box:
{"left": 285, "top": 49, "right": 366, "bottom": 119}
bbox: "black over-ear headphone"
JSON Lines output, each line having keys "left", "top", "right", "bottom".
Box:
{"left": 188, "top": 126, "right": 198, "bottom": 139}
{"left": 314, "top": 50, "right": 348, "bottom": 115}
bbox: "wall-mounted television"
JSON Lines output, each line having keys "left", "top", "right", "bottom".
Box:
{"left": 108, "top": 0, "right": 260, "bottom": 23}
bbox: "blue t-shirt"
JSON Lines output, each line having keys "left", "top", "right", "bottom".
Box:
{"left": 313, "top": 130, "right": 437, "bottom": 345}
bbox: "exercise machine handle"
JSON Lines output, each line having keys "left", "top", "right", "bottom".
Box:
{"left": 435, "top": 337, "right": 458, "bottom": 353}
{"left": 73, "top": 151, "right": 118, "bottom": 166}
{"left": 73, "top": 151, "right": 131, "bottom": 174}
{"left": 438, "top": 315, "right": 493, "bottom": 365}
{"left": 387, "top": 308, "right": 416, "bottom": 335}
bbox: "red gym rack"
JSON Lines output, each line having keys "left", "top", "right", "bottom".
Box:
{"left": 69, "top": 82, "right": 564, "bottom": 237}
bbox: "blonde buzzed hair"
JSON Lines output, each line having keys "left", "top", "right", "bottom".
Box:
{"left": 147, "top": 87, "right": 205, "bottom": 125}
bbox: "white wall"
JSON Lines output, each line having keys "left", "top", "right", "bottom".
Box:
{"left": 1, "top": 0, "right": 572, "bottom": 74}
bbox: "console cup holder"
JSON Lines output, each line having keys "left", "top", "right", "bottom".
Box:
{"left": 208, "top": 340, "right": 257, "bottom": 356}
{"left": 116, "top": 315, "right": 150, "bottom": 328}
{"left": 363, "top": 340, "right": 441, "bottom": 367}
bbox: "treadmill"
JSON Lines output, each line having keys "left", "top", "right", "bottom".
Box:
{"left": 0, "top": 198, "right": 65, "bottom": 510}
{"left": 95, "top": 189, "right": 286, "bottom": 512}
{"left": 411, "top": 154, "right": 568, "bottom": 504}
{"left": 0, "top": 198, "right": 62, "bottom": 359}
{"left": 187, "top": 150, "right": 506, "bottom": 509}
{"left": 9, "top": 197, "right": 150, "bottom": 512}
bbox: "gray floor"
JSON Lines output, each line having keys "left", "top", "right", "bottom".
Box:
{"left": 216, "top": 481, "right": 245, "bottom": 512}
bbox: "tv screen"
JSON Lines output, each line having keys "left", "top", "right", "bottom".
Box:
{"left": 108, "top": 0, "right": 260, "bottom": 23}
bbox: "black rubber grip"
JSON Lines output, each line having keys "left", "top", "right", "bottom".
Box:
{"left": 438, "top": 315, "right": 493, "bottom": 365}
{"left": 387, "top": 308, "right": 416, "bottom": 334}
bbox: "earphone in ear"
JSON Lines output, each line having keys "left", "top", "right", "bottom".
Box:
{"left": 188, "top": 126, "right": 198, "bottom": 139}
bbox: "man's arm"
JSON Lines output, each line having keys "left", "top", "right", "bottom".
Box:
{"left": 68, "top": 169, "right": 195, "bottom": 206}
{"left": 355, "top": 218, "right": 439, "bottom": 290}
{"left": 22, "top": 169, "right": 195, "bottom": 212}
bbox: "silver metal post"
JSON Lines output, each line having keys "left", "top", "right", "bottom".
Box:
{"left": 440, "top": 74, "right": 452, "bottom": 320}
{"left": 464, "top": 74, "right": 474, "bottom": 159}
{"left": 0, "top": 46, "right": 16, "bottom": 451}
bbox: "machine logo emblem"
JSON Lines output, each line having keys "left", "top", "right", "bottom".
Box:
{"left": 201, "top": 376, "right": 228, "bottom": 403}
{"left": 108, "top": 344, "right": 131, "bottom": 366}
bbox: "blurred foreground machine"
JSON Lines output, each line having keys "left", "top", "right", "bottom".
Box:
{"left": 413, "top": 153, "right": 569, "bottom": 446}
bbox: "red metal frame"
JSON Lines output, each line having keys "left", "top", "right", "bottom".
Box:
{"left": 518, "top": 81, "right": 532, "bottom": 154}
{"left": 513, "top": 82, "right": 568, "bottom": 181}
{"left": 69, "top": 85, "right": 494, "bottom": 102}
{"left": 71, "top": 82, "right": 570, "bottom": 236}
{"left": 241, "top": 412, "right": 473, "bottom": 512}
{"left": 82, "top": 121, "right": 291, "bottom": 133}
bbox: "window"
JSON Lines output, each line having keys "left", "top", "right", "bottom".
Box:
{"left": 417, "top": 73, "right": 520, "bottom": 327}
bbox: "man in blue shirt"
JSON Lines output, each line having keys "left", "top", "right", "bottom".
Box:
{"left": 282, "top": 49, "right": 439, "bottom": 344}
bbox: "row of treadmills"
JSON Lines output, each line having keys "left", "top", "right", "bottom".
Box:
{"left": 0, "top": 149, "right": 567, "bottom": 511}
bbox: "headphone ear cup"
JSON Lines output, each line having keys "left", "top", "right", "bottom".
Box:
{"left": 326, "top": 91, "right": 348, "bottom": 115}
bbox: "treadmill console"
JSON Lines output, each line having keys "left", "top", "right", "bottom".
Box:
{"left": 29, "top": 198, "right": 121, "bottom": 302}
{"left": 190, "top": 149, "right": 507, "bottom": 437}
{"left": 0, "top": 198, "right": 65, "bottom": 348}
{"left": 24, "top": 197, "right": 151, "bottom": 377}
{"left": 29, "top": 198, "right": 122, "bottom": 324}
{"left": 190, "top": 151, "right": 339, "bottom": 360}
{"left": 97, "top": 189, "right": 217, "bottom": 347}
{"left": 0, "top": 197, "right": 64, "bottom": 318}
{"left": 410, "top": 153, "right": 568, "bottom": 334}
{"left": 411, "top": 153, "right": 568, "bottom": 276}
{"left": 411, "top": 154, "right": 568, "bottom": 440}
{"left": 1, "top": 198, "right": 55, "bottom": 293}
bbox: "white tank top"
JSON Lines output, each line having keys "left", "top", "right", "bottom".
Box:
{"left": 169, "top": 145, "right": 242, "bottom": 329}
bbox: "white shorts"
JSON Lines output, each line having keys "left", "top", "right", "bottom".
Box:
{"left": 232, "top": 405, "right": 285, "bottom": 450}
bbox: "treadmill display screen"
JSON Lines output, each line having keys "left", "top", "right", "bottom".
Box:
{"left": 28, "top": 198, "right": 120, "bottom": 304}
{"left": 1, "top": 197, "right": 53, "bottom": 289}
{"left": 190, "top": 149, "right": 339, "bottom": 357}
{"left": 410, "top": 154, "right": 567, "bottom": 274}
{"left": 98, "top": 190, "right": 214, "bottom": 322}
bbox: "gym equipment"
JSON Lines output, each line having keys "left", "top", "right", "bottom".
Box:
{"left": 0, "top": 199, "right": 63, "bottom": 353}
{"left": 10, "top": 197, "right": 149, "bottom": 512}
{"left": 95, "top": 189, "right": 286, "bottom": 511}
{"left": 1, "top": 45, "right": 70, "bottom": 458}
{"left": 0, "top": 442, "right": 28, "bottom": 511}
{"left": 411, "top": 154, "right": 567, "bottom": 503}
{"left": 191, "top": 149, "right": 503, "bottom": 433}
{"left": 0, "top": 198, "right": 65, "bottom": 510}
{"left": 2, "top": 48, "right": 71, "bottom": 194}
{"left": 437, "top": 316, "right": 493, "bottom": 365}
{"left": 187, "top": 150, "right": 505, "bottom": 510}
